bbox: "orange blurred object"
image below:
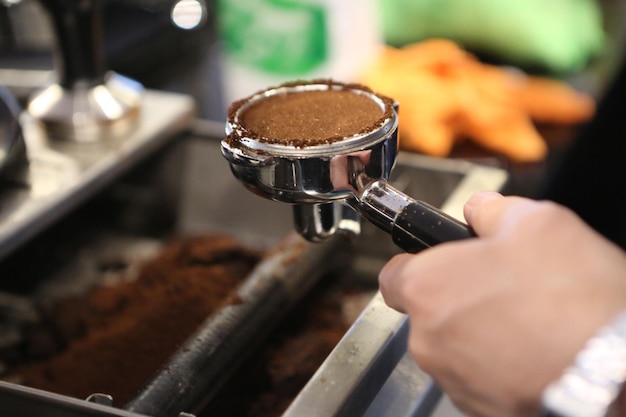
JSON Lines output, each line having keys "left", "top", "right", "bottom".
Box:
{"left": 359, "top": 39, "right": 596, "bottom": 163}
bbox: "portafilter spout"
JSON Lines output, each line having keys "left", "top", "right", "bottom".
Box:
{"left": 220, "top": 80, "right": 474, "bottom": 253}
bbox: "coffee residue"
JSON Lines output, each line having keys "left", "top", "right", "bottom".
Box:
{"left": 202, "top": 274, "right": 357, "bottom": 417}
{"left": 0, "top": 230, "right": 372, "bottom": 417}
{"left": 5, "top": 235, "right": 262, "bottom": 407}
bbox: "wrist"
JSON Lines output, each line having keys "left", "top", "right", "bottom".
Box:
{"left": 542, "top": 311, "right": 626, "bottom": 417}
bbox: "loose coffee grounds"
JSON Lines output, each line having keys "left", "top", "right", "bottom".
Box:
{"left": 3, "top": 233, "right": 355, "bottom": 416}
{"left": 5, "top": 234, "right": 262, "bottom": 406}
{"left": 228, "top": 80, "right": 395, "bottom": 147}
{"left": 202, "top": 273, "right": 357, "bottom": 417}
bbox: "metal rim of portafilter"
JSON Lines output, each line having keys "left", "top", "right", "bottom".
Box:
{"left": 221, "top": 80, "right": 475, "bottom": 253}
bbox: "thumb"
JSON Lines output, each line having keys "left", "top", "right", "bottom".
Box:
{"left": 463, "top": 192, "right": 539, "bottom": 238}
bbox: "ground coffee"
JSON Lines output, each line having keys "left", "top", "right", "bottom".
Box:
{"left": 230, "top": 80, "right": 394, "bottom": 147}
{"left": 3, "top": 233, "right": 356, "bottom": 416}
{"left": 6, "top": 235, "right": 261, "bottom": 406}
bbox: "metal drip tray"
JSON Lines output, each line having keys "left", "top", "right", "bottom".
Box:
{"left": 0, "top": 120, "right": 507, "bottom": 417}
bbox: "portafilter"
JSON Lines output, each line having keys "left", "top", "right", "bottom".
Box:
{"left": 221, "top": 80, "right": 474, "bottom": 253}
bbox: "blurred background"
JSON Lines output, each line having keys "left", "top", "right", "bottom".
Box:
{"left": 2, "top": 0, "right": 624, "bottom": 194}
{"left": 1, "top": 0, "right": 624, "bottom": 119}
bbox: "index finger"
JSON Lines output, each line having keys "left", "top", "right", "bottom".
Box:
{"left": 378, "top": 253, "right": 414, "bottom": 313}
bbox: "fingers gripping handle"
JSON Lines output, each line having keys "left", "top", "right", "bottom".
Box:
{"left": 354, "top": 180, "right": 475, "bottom": 253}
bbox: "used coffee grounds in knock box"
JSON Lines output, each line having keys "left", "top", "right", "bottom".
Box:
{"left": 230, "top": 81, "right": 394, "bottom": 147}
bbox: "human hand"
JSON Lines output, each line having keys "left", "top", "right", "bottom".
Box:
{"left": 378, "top": 191, "right": 626, "bottom": 417}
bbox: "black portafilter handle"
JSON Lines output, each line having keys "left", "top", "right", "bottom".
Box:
{"left": 38, "top": 0, "right": 107, "bottom": 88}
{"left": 353, "top": 184, "right": 475, "bottom": 253}
{"left": 347, "top": 155, "right": 475, "bottom": 253}
{"left": 391, "top": 199, "right": 475, "bottom": 252}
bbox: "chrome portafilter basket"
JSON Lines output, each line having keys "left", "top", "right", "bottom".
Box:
{"left": 221, "top": 81, "right": 474, "bottom": 253}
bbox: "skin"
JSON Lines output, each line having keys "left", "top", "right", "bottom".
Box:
{"left": 379, "top": 191, "right": 626, "bottom": 417}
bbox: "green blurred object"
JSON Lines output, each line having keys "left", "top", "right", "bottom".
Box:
{"left": 380, "top": 0, "right": 606, "bottom": 74}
